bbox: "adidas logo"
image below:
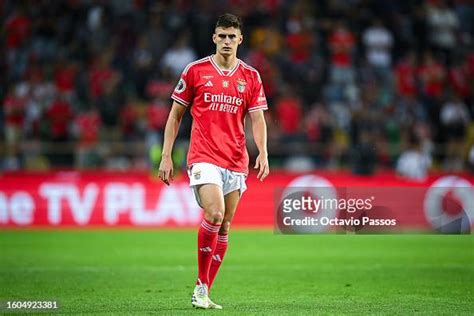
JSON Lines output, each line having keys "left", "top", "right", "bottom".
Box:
{"left": 212, "top": 254, "right": 222, "bottom": 262}
{"left": 199, "top": 246, "right": 213, "bottom": 252}
{"left": 204, "top": 81, "right": 213, "bottom": 87}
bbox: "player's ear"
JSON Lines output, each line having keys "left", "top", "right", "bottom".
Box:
{"left": 238, "top": 34, "right": 243, "bottom": 45}
{"left": 212, "top": 33, "right": 218, "bottom": 44}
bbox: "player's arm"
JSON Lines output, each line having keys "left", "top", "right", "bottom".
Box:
{"left": 249, "top": 110, "right": 269, "bottom": 181}
{"left": 158, "top": 101, "right": 187, "bottom": 185}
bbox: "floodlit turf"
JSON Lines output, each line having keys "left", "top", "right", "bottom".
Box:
{"left": 0, "top": 230, "right": 473, "bottom": 315}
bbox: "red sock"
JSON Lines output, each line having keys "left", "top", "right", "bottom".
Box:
{"left": 197, "top": 219, "right": 220, "bottom": 285}
{"left": 208, "top": 232, "right": 228, "bottom": 290}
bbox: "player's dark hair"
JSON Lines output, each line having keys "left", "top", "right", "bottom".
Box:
{"left": 215, "top": 13, "right": 242, "bottom": 31}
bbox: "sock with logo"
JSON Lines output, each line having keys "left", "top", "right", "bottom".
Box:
{"left": 197, "top": 219, "right": 220, "bottom": 285}
{"left": 208, "top": 232, "right": 229, "bottom": 290}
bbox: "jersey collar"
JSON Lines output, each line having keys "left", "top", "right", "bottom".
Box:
{"left": 210, "top": 55, "right": 240, "bottom": 77}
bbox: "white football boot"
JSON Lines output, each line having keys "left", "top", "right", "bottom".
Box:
{"left": 191, "top": 279, "right": 209, "bottom": 309}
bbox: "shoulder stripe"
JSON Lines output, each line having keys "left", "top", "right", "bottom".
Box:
{"left": 240, "top": 62, "right": 262, "bottom": 82}
{"left": 240, "top": 61, "right": 259, "bottom": 74}
{"left": 182, "top": 56, "right": 211, "bottom": 75}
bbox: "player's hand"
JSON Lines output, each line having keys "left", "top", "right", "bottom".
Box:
{"left": 158, "top": 156, "right": 174, "bottom": 185}
{"left": 254, "top": 152, "right": 269, "bottom": 182}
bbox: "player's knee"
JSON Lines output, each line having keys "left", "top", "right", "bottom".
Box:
{"left": 220, "top": 220, "right": 231, "bottom": 233}
{"left": 206, "top": 210, "right": 224, "bottom": 224}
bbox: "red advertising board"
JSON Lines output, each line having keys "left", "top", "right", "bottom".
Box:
{"left": 0, "top": 171, "right": 473, "bottom": 230}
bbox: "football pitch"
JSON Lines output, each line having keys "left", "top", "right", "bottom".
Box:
{"left": 1, "top": 230, "right": 473, "bottom": 315}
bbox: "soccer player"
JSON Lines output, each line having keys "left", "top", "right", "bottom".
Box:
{"left": 158, "top": 13, "right": 269, "bottom": 309}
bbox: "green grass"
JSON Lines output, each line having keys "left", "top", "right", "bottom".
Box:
{"left": 0, "top": 230, "right": 473, "bottom": 315}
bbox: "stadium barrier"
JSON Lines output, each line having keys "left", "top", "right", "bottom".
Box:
{"left": 0, "top": 171, "right": 473, "bottom": 231}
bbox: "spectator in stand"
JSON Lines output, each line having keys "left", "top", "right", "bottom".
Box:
{"left": 304, "top": 103, "right": 333, "bottom": 145}
{"left": 275, "top": 85, "right": 304, "bottom": 143}
{"left": 89, "top": 50, "right": 122, "bottom": 128}
{"left": 54, "top": 55, "right": 78, "bottom": 101}
{"left": 395, "top": 51, "right": 418, "bottom": 98}
{"left": 5, "top": 5, "right": 31, "bottom": 81}
{"left": 161, "top": 32, "right": 197, "bottom": 79}
{"left": 247, "top": 21, "right": 283, "bottom": 102}
{"left": 88, "top": 50, "right": 121, "bottom": 101}
{"left": 304, "top": 103, "right": 334, "bottom": 166}
{"left": 249, "top": 22, "right": 283, "bottom": 59}
{"left": 415, "top": 121, "right": 435, "bottom": 157}
{"left": 328, "top": 21, "right": 356, "bottom": 101}
{"left": 73, "top": 106, "right": 102, "bottom": 168}
{"left": 426, "top": 0, "right": 459, "bottom": 64}
{"left": 418, "top": 51, "right": 446, "bottom": 139}
{"left": 44, "top": 94, "right": 74, "bottom": 166}
{"left": 362, "top": 19, "right": 394, "bottom": 90}
{"left": 16, "top": 65, "right": 56, "bottom": 138}
{"left": 45, "top": 95, "right": 73, "bottom": 141}
{"left": 439, "top": 95, "right": 471, "bottom": 170}
{"left": 396, "top": 130, "right": 432, "bottom": 181}
{"left": 285, "top": 5, "right": 316, "bottom": 65}
{"left": 448, "top": 55, "right": 472, "bottom": 103}
{"left": 418, "top": 51, "right": 446, "bottom": 100}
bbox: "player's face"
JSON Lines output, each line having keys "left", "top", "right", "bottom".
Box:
{"left": 213, "top": 27, "right": 242, "bottom": 57}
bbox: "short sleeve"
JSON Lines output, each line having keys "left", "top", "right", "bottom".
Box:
{"left": 171, "top": 65, "right": 194, "bottom": 107}
{"left": 248, "top": 71, "right": 268, "bottom": 113}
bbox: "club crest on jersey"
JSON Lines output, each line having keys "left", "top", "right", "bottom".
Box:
{"left": 174, "top": 78, "right": 186, "bottom": 94}
{"left": 222, "top": 80, "right": 229, "bottom": 88}
{"left": 236, "top": 79, "right": 247, "bottom": 93}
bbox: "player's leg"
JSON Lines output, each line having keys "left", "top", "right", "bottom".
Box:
{"left": 205, "top": 189, "right": 240, "bottom": 309}
{"left": 192, "top": 183, "right": 225, "bottom": 308}
{"left": 208, "top": 189, "right": 240, "bottom": 290}
{"left": 196, "top": 184, "right": 225, "bottom": 285}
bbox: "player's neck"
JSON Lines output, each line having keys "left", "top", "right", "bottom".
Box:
{"left": 212, "top": 54, "right": 238, "bottom": 70}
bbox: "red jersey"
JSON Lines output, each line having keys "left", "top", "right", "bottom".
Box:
{"left": 395, "top": 62, "right": 416, "bottom": 97}
{"left": 276, "top": 96, "right": 302, "bottom": 134}
{"left": 329, "top": 29, "right": 355, "bottom": 66}
{"left": 171, "top": 56, "right": 268, "bottom": 174}
{"left": 418, "top": 63, "right": 445, "bottom": 98}
{"left": 75, "top": 111, "right": 100, "bottom": 145}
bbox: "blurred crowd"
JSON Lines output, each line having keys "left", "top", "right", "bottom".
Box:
{"left": 2, "top": 0, "right": 474, "bottom": 178}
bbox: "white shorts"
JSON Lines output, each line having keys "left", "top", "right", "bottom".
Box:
{"left": 188, "top": 162, "right": 247, "bottom": 207}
